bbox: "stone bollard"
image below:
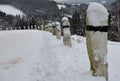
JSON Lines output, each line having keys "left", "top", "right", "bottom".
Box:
{"left": 48, "top": 23, "right": 53, "bottom": 33}
{"left": 86, "top": 2, "right": 109, "bottom": 80}
{"left": 45, "top": 25, "right": 48, "bottom": 31}
{"left": 62, "top": 17, "right": 72, "bottom": 47}
{"left": 10, "top": 27, "right": 13, "bottom": 30}
{"left": 41, "top": 25, "right": 44, "bottom": 30}
{"left": 34, "top": 25, "right": 37, "bottom": 30}
{"left": 37, "top": 26, "right": 40, "bottom": 30}
{"left": 27, "top": 26, "right": 30, "bottom": 30}
{"left": 6, "top": 27, "right": 8, "bottom": 30}
{"left": 23, "top": 26, "right": 26, "bottom": 30}
{"left": 19, "top": 26, "right": 21, "bottom": 30}
{"left": 31, "top": 26, "right": 33, "bottom": 30}
{"left": 52, "top": 22, "right": 57, "bottom": 35}
{"left": 55, "top": 22, "right": 61, "bottom": 39}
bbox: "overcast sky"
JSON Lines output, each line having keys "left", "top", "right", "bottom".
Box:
{"left": 54, "top": 0, "right": 116, "bottom": 4}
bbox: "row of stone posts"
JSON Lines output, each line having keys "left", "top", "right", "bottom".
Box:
{"left": 44, "top": 17, "right": 72, "bottom": 47}
{"left": 3, "top": 3, "right": 107, "bottom": 80}
{"left": 41, "top": 2, "right": 109, "bottom": 81}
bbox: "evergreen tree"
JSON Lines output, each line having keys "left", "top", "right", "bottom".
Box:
{"left": 71, "top": 10, "right": 81, "bottom": 35}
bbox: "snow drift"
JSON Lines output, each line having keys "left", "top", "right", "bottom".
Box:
{"left": 0, "top": 30, "right": 120, "bottom": 81}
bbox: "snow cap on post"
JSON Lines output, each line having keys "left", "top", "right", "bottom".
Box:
{"left": 48, "top": 23, "right": 52, "bottom": 27}
{"left": 45, "top": 25, "right": 48, "bottom": 28}
{"left": 62, "top": 17, "right": 70, "bottom": 27}
{"left": 87, "top": 2, "right": 109, "bottom": 27}
{"left": 52, "top": 22, "right": 56, "bottom": 28}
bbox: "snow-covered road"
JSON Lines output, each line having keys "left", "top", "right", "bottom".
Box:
{"left": 0, "top": 30, "right": 120, "bottom": 81}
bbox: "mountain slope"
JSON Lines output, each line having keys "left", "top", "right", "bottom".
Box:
{"left": 0, "top": 0, "right": 60, "bottom": 17}
{"left": 0, "top": 4, "right": 25, "bottom": 17}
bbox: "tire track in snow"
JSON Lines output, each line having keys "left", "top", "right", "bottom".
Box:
{"left": 31, "top": 33, "right": 61, "bottom": 81}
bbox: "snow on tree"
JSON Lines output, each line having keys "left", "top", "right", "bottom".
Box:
{"left": 86, "top": 2, "right": 109, "bottom": 80}
{"left": 71, "top": 10, "right": 81, "bottom": 35}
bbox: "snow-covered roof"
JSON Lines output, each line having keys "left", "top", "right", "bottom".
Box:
{"left": 87, "top": 2, "right": 109, "bottom": 26}
{"left": 0, "top": 4, "right": 26, "bottom": 17}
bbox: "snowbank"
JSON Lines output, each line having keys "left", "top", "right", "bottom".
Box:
{"left": 0, "top": 4, "right": 26, "bottom": 17}
{"left": 0, "top": 30, "right": 120, "bottom": 81}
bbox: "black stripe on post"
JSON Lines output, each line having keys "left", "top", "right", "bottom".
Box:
{"left": 86, "top": 25, "right": 108, "bottom": 32}
{"left": 52, "top": 26, "right": 56, "bottom": 28}
{"left": 62, "top": 26, "right": 69, "bottom": 28}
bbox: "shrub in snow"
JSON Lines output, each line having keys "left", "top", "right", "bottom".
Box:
{"left": 86, "top": 2, "right": 108, "bottom": 80}
{"left": 62, "top": 17, "right": 72, "bottom": 47}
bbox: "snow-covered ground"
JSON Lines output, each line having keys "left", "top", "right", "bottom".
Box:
{"left": 0, "top": 30, "right": 120, "bottom": 81}
{"left": 0, "top": 5, "right": 25, "bottom": 17}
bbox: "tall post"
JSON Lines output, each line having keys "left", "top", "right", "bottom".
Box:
{"left": 52, "top": 22, "right": 57, "bottom": 35}
{"left": 86, "top": 3, "right": 109, "bottom": 80}
{"left": 62, "top": 17, "right": 72, "bottom": 47}
{"left": 47, "top": 23, "right": 53, "bottom": 33}
{"left": 38, "top": 26, "right": 40, "bottom": 30}
{"left": 23, "top": 26, "right": 26, "bottom": 30}
{"left": 34, "top": 25, "right": 37, "bottom": 30}
{"left": 27, "top": 26, "right": 30, "bottom": 30}
{"left": 19, "top": 26, "right": 21, "bottom": 30}
{"left": 41, "top": 25, "right": 44, "bottom": 30}
{"left": 31, "top": 25, "right": 33, "bottom": 30}
{"left": 55, "top": 22, "right": 61, "bottom": 39}
{"left": 45, "top": 25, "right": 48, "bottom": 31}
